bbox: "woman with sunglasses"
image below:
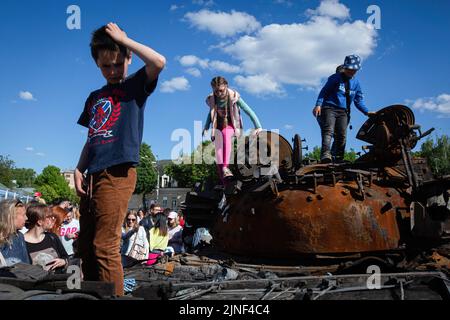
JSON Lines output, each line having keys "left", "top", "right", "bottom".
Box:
{"left": 0, "top": 199, "right": 30, "bottom": 266}
{"left": 121, "top": 211, "right": 149, "bottom": 266}
{"left": 24, "top": 204, "right": 68, "bottom": 272}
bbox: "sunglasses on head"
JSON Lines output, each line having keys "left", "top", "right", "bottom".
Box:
{"left": 15, "top": 200, "right": 23, "bottom": 207}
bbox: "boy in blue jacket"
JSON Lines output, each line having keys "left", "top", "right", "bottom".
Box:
{"left": 312, "top": 55, "right": 374, "bottom": 163}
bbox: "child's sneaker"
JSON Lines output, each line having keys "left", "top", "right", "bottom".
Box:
{"left": 223, "top": 167, "right": 233, "bottom": 178}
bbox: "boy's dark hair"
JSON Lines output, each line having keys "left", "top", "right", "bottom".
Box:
{"left": 90, "top": 25, "right": 130, "bottom": 62}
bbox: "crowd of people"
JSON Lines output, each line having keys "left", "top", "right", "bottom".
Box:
{"left": 0, "top": 198, "right": 80, "bottom": 271}
{"left": 120, "top": 204, "right": 186, "bottom": 268}
{"left": 0, "top": 198, "right": 187, "bottom": 275}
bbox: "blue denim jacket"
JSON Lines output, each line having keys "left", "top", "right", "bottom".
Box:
{"left": 0, "top": 232, "right": 31, "bottom": 266}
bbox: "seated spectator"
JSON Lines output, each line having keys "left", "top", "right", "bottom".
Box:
{"left": 33, "top": 192, "right": 46, "bottom": 204}
{"left": 49, "top": 206, "right": 68, "bottom": 236}
{"left": 0, "top": 199, "right": 31, "bottom": 266}
{"left": 24, "top": 204, "right": 68, "bottom": 272}
{"left": 167, "top": 211, "right": 184, "bottom": 255}
{"left": 136, "top": 209, "right": 145, "bottom": 224}
{"left": 149, "top": 213, "right": 169, "bottom": 252}
{"left": 139, "top": 204, "right": 161, "bottom": 238}
{"left": 59, "top": 209, "right": 79, "bottom": 257}
{"left": 178, "top": 211, "right": 185, "bottom": 228}
{"left": 121, "top": 211, "right": 149, "bottom": 266}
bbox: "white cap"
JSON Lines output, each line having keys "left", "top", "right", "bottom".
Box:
{"left": 168, "top": 211, "right": 178, "bottom": 219}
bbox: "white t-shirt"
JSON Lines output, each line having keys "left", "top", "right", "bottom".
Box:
{"left": 59, "top": 219, "right": 80, "bottom": 255}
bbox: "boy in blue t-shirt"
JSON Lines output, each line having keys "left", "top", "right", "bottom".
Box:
{"left": 74, "top": 23, "right": 165, "bottom": 296}
{"left": 312, "top": 55, "right": 374, "bottom": 163}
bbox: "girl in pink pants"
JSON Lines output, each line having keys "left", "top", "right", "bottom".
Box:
{"left": 203, "top": 76, "right": 263, "bottom": 184}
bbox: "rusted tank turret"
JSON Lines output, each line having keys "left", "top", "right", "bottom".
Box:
{"left": 182, "top": 105, "right": 450, "bottom": 259}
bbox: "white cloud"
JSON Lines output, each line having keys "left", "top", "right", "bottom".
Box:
{"left": 19, "top": 91, "right": 37, "bottom": 101}
{"left": 274, "top": 0, "right": 293, "bottom": 7}
{"left": 170, "top": 5, "right": 180, "bottom": 11}
{"left": 192, "top": 0, "right": 215, "bottom": 7}
{"left": 25, "top": 147, "right": 34, "bottom": 152}
{"left": 234, "top": 74, "right": 283, "bottom": 96}
{"left": 284, "top": 124, "right": 294, "bottom": 130}
{"left": 160, "top": 77, "right": 191, "bottom": 93}
{"left": 407, "top": 93, "right": 450, "bottom": 117}
{"left": 306, "top": 0, "right": 350, "bottom": 20}
{"left": 209, "top": 60, "right": 241, "bottom": 73}
{"left": 185, "top": 68, "right": 202, "bottom": 77}
{"left": 184, "top": 9, "right": 261, "bottom": 37}
{"left": 36, "top": 152, "right": 45, "bottom": 157}
{"left": 219, "top": 0, "right": 377, "bottom": 95}
{"left": 178, "top": 55, "right": 241, "bottom": 74}
{"left": 179, "top": 55, "right": 209, "bottom": 68}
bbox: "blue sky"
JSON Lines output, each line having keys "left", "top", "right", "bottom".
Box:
{"left": 1, "top": 0, "right": 449, "bottom": 174}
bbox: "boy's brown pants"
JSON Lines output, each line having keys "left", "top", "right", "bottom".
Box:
{"left": 78, "top": 163, "right": 136, "bottom": 296}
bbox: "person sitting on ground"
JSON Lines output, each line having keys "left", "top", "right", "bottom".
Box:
{"left": 136, "top": 209, "right": 145, "bottom": 223}
{"left": 59, "top": 209, "right": 80, "bottom": 258}
{"left": 33, "top": 192, "right": 46, "bottom": 204}
{"left": 139, "top": 204, "right": 161, "bottom": 237}
{"left": 178, "top": 211, "right": 185, "bottom": 228}
{"left": 24, "top": 204, "right": 68, "bottom": 272}
{"left": 149, "top": 212, "right": 169, "bottom": 252}
{"left": 167, "top": 211, "right": 185, "bottom": 255}
{"left": 0, "top": 199, "right": 31, "bottom": 267}
{"left": 48, "top": 205, "right": 68, "bottom": 236}
{"left": 121, "top": 211, "right": 149, "bottom": 265}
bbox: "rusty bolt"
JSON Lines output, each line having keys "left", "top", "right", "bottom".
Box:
{"left": 307, "top": 196, "right": 313, "bottom": 202}
{"left": 317, "top": 194, "right": 324, "bottom": 200}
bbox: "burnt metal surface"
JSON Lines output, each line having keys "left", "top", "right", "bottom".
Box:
{"left": 182, "top": 105, "right": 450, "bottom": 257}
{"left": 214, "top": 180, "right": 404, "bottom": 256}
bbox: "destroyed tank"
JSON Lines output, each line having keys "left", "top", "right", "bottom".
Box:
{"left": 182, "top": 105, "right": 450, "bottom": 259}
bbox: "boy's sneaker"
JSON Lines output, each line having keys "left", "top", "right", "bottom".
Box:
{"left": 320, "top": 157, "right": 332, "bottom": 164}
{"left": 223, "top": 167, "right": 234, "bottom": 178}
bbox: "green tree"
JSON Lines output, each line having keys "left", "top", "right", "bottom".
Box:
{"left": 304, "top": 146, "right": 321, "bottom": 162}
{"left": 416, "top": 134, "right": 450, "bottom": 176}
{"left": 12, "top": 168, "right": 36, "bottom": 188}
{"left": 0, "top": 155, "right": 15, "bottom": 188}
{"left": 344, "top": 148, "right": 358, "bottom": 162}
{"left": 34, "top": 165, "right": 78, "bottom": 204}
{"left": 304, "top": 147, "right": 359, "bottom": 162}
{"left": 165, "top": 141, "right": 218, "bottom": 188}
{"left": 134, "top": 143, "right": 158, "bottom": 209}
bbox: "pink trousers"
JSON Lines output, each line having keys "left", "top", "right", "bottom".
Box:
{"left": 214, "top": 125, "right": 235, "bottom": 183}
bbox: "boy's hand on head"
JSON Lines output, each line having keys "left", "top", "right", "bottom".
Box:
{"left": 105, "top": 22, "right": 129, "bottom": 45}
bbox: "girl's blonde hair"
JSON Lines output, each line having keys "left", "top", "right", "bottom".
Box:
{"left": 124, "top": 211, "right": 138, "bottom": 232}
{"left": 0, "top": 199, "right": 24, "bottom": 246}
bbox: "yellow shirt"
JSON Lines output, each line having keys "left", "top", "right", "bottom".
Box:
{"left": 149, "top": 227, "right": 169, "bottom": 251}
